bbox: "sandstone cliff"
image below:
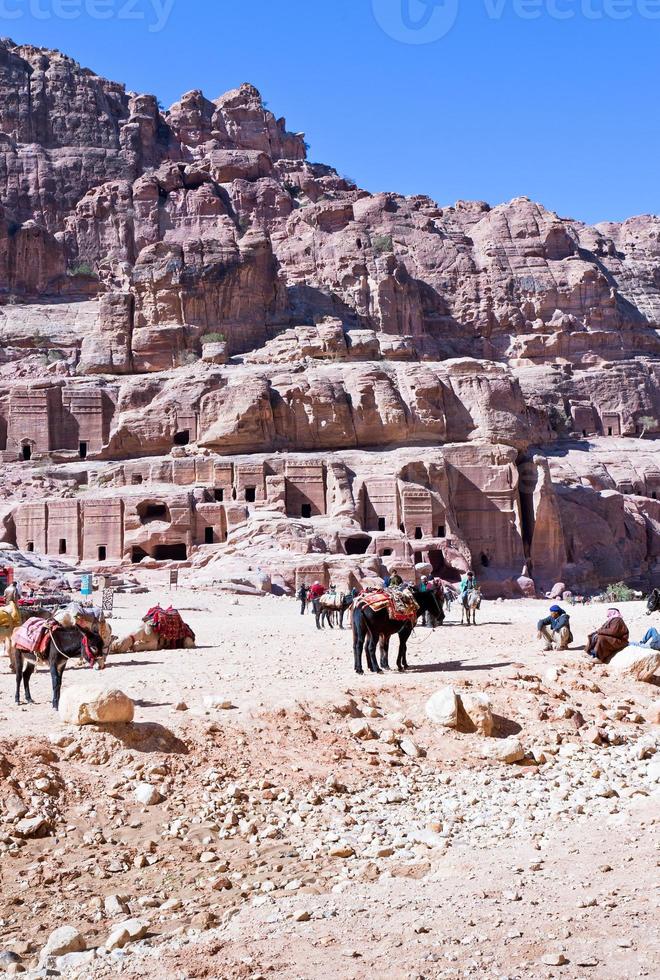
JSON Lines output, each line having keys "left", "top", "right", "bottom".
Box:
{"left": 0, "top": 38, "right": 657, "bottom": 594}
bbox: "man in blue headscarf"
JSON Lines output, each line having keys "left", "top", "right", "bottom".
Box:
{"left": 537, "top": 605, "right": 573, "bottom": 651}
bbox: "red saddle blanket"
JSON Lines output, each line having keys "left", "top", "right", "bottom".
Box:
{"left": 355, "top": 589, "right": 419, "bottom": 625}
{"left": 145, "top": 606, "right": 195, "bottom": 649}
{"left": 13, "top": 617, "right": 56, "bottom": 656}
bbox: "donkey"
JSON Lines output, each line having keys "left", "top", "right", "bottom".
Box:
{"left": 319, "top": 592, "right": 354, "bottom": 630}
{"left": 647, "top": 589, "right": 660, "bottom": 616}
{"left": 461, "top": 588, "right": 482, "bottom": 626}
{"left": 14, "top": 626, "right": 105, "bottom": 710}
{"left": 352, "top": 588, "right": 443, "bottom": 674}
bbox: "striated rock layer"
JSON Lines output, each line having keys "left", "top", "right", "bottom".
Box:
{"left": 0, "top": 38, "right": 657, "bottom": 594}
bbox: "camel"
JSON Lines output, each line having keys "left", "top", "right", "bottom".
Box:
{"left": 461, "top": 588, "right": 482, "bottom": 626}
{"left": 14, "top": 625, "right": 105, "bottom": 709}
{"left": 112, "top": 607, "right": 195, "bottom": 654}
{"left": 352, "top": 588, "right": 444, "bottom": 674}
{"left": 0, "top": 586, "right": 22, "bottom": 659}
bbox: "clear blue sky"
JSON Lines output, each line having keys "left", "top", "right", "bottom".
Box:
{"left": 4, "top": 0, "right": 659, "bottom": 224}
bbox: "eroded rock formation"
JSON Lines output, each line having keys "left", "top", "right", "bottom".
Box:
{"left": 0, "top": 38, "right": 657, "bottom": 594}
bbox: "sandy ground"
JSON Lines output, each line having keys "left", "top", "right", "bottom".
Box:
{"left": 0, "top": 589, "right": 658, "bottom": 979}
{"left": 4, "top": 589, "right": 657, "bottom": 732}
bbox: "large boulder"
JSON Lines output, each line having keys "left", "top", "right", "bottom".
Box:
{"left": 58, "top": 687, "right": 135, "bottom": 726}
{"left": 459, "top": 692, "right": 495, "bottom": 736}
{"left": 610, "top": 647, "right": 660, "bottom": 682}
{"left": 425, "top": 688, "right": 459, "bottom": 728}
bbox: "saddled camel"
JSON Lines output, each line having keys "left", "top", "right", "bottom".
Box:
{"left": 112, "top": 607, "right": 195, "bottom": 654}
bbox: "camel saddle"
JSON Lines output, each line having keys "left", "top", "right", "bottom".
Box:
{"left": 355, "top": 588, "right": 419, "bottom": 626}
{"left": 145, "top": 605, "right": 195, "bottom": 649}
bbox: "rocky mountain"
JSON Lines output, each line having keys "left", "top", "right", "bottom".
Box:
{"left": 0, "top": 37, "right": 658, "bottom": 595}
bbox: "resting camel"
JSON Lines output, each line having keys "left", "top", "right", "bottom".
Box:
{"left": 352, "top": 588, "right": 443, "bottom": 675}
{"left": 461, "top": 588, "right": 482, "bottom": 626}
{"left": 318, "top": 592, "right": 354, "bottom": 630}
{"left": 112, "top": 613, "right": 195, "bottom": 654}
{"left": 14, "top": 625, "right": 105, "bottom": 709}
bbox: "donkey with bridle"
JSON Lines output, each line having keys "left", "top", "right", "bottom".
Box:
{"left": 352, "top": 588, "right": 443, "bottom": 675}
{"left": 461, "top": 588, "right": 482, "bottom": 626}
{"left": 14, "top": 626, "right": 105, "bottom": 710}
{"left": 319, "top": 592, "right": 354, "bottom": 630}
{"left": 647, "top": 589, "right": 660, "bottom": 616}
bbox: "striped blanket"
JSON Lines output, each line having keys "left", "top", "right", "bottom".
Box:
{"left": 144, "top": 606, "right": 195, "bottom": 649}
{"left": 355, "top": 588, "right": 419, "bottom": 626}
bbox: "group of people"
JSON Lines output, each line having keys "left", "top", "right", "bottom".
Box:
{"left": 297, "top": 582, "right": 360, "bottom": 616}
{"left": 537, "top": 603, "right": 660, "bottom": 662}
{"left": 297, "top": 568, "right": 480, "bottom": 620}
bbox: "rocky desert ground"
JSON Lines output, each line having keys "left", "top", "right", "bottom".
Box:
{"left": 1, "top": 584, "right": 658, "bottom": 979}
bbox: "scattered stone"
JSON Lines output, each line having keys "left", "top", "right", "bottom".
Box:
{"left": 540, "top": 952, "right": 569, "bottom": 966}
{"left": 483, "top": 738, "right": 525, "bottom": 764}
{"left": 348, "top": 719, "right": 376, "bottom": 740}
{"left": 134, "top": 783, "right": 162, "bottom": 806}
{"left": 203, "top": 695, "right": 236, "bottom": 710}
{"left": 40, "top": 926, "right": 86, "bottom": 960}
{"left": 15, "top": 816, "right": 50, "bottom": 839}
{"left": 399, "top": 738, "right": 423, "bottom": 758}
{"left": 105, "top": 927, "right": 130, "bottom": 952}
{"left": 120, "top": 918, "right": 148, "bottom": 940}
{"left": 0, "top": 952, "right": 23, "bottom": 974}
{"left": 56, "top": 951, "right": 95, "bottom": 971}
{"left": 104, "top": 895, "right": 129, "bottom": 918}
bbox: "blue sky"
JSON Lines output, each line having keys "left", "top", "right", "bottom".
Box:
{"left": 4, "top": 0, "right": 659, "bottom": 224}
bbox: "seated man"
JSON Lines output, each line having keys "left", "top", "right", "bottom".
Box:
{"left": 631, "top": 626, "right": 660, "bottom": 651}
{"left": 537, "top": 605, "right": 573, "bottom": 651}
{"left": 389, "top": 570, "right": 403, "bottom": 588}
{"left": 585, "top": 608, "right": 629, "bottom": 663}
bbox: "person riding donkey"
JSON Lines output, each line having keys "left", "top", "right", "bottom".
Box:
{"left": 459, "top": 570, "right": 477, "bottom": 598}
{"left": 537, "top": 604, "right": 573, "bottom": 651}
